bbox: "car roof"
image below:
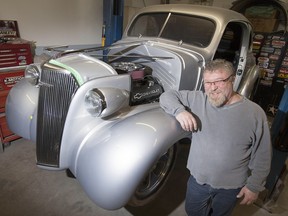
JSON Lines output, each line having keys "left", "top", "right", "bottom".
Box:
{"left": 135, "top": 4, "right": 249, "bottom": 24}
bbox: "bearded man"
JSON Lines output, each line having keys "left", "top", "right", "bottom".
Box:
{"left": 159, "top": 59, "right": 272, "bottom": 216}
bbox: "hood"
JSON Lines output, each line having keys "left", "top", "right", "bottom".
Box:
{"left": 50, "top": 53, "right": 118, "bottom": 83}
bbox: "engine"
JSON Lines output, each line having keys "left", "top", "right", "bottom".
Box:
{"left": 110, "top": 61, "right": 163, "bottom": 106}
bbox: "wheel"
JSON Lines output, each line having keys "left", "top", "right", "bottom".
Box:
{"left": 128, "top": 144, "right": 177, "bottom": 206}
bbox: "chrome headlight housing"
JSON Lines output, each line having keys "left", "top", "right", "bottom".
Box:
{"left": 25, "top": 64, "right": 40, "bottom": 86}
{"left": 85, "top": 88, "right": 129, "bottom": 117}
{"left": 85, "top": 89, "right": 106, "bottom": 117}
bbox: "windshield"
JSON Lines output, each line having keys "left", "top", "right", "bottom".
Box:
{"left": 128, "top": 13, "right": 168, "bottom": 37}
{"left": 127, "top": 12, "right": 216, "bottom": 47}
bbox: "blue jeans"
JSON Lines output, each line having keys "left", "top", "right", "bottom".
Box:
{"left": 185, "top": 176, "right": 241, "bottom": 216}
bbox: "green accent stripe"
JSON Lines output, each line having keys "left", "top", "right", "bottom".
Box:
{"left": 50, "top": 59, "right": 84, "bottom": 85}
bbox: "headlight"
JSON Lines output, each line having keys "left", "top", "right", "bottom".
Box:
{"left": 85, "top": 89, "right": 106, "bottom": 117}
{"left": 85, "top": 88, "right": 129, "bottom": 117}
{"left": 25, "top": 64, "right": 40, "bottom": 85}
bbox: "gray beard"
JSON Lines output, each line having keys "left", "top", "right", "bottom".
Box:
{"left": 208, "top": 93, "right": 228, "bottom": 107}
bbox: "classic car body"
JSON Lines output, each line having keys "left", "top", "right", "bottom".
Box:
{"left": 6, "top": 4, "right": 258, "bottom": 210}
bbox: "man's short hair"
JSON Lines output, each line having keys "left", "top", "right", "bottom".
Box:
{"left": 204, "top": 59, "right": 235, "bottom": 76}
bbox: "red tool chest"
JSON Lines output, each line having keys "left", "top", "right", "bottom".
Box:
{"left": 0, "top": 43, "right": 33, "bottom": 68}
{"left": 0, "top": 69, "right": 25, "bottom": 91}
{"left": 0, "top": 66, "right": 26, "bottom": 150}
{"left": 0, "top": 20, "right": 33, "bottom": 150}
{"left": 0, "top": 113, "right": 21, "bottom": 148}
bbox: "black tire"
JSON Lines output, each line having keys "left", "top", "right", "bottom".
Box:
{"left": 128, "top": 144, "right": 177, "bottom": 207}
{"left": 66, "top": 169, "right": 76, "bottom": 178}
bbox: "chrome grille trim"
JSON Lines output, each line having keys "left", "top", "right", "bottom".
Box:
{"left": 36, "top": 64, "right": 79, "bottom": 167}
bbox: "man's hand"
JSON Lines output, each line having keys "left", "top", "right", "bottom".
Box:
{"left": 237, "top": 186, "right": 259, "bottom": 205}
{"left": 175, "top": 111, "right": 197, "bottom": 131}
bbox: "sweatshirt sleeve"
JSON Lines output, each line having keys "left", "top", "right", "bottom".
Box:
{"left": 159, "top": 90, "right": 191, "bottom": 116}
{"left": 246, "top": 110, "right": 272, "bottom": 193}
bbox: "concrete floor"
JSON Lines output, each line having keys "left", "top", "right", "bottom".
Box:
{"left": 1, "top": 138, "right": 288, "bottom": 216}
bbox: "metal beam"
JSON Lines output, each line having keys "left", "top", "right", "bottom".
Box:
{"left": 103, "top": 0, "right": 124, "bottom": 47}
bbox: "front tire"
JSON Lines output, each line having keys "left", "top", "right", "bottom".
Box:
{"left": 128, "top": 144, "right": 177, "bottom": 206}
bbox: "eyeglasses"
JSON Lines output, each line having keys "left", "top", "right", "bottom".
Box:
{"left": 203, "top": 74, "right": 233, "bottom": 87}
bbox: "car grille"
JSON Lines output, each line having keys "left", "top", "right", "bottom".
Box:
{"left": 36, "top": 65, "right": 79, "bottom": 167}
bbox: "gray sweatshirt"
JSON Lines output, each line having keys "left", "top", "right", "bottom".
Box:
{"left": 159, "top": 90, "right": 272, "bottom": 193}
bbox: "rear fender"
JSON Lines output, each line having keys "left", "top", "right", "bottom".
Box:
{"left": 237, "top": 64, "right": 259, "bottom": 98}
{"left": 75, "top": 107, "right": 188, "bottom": 210}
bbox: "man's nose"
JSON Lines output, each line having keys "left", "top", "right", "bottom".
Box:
{"left": 210, "top": 83, "right": 218, "bottom": 90}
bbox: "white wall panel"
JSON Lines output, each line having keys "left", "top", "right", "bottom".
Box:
{"left": 0, "top": 0, "right": 103, "bottom": 47}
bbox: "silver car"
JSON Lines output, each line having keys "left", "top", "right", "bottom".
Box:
{"left": 6, "top": 4, "right": 258, "bottom": 210}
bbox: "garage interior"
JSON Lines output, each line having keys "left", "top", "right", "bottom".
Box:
{"left": 0, "top": 138, "right": 287, "bottom": 216}
{"left": 1, "top": 0, "right": 288, "bottom": 216}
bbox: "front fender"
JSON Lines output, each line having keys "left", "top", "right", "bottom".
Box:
{"left": 6, "top": 78, "right": 38, "bottom": 141}
{"left": 75, "top": 107, "right": 188, "bottom": 210}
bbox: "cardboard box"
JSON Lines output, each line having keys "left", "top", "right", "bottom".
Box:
{"left": 248, "top": 18, "right": 278, "bottom": 33}
{"left": 0, "top": 43, "right": 33, "bottom": 68}
{"left": 245, "top": 6, "right": 278, "bottom": 19}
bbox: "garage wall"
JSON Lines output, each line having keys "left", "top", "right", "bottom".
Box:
{"left": 0, "top": 0, "right": 103, "bottom": 53}
{"left": 0, "top": 0, "right": 235, "bottom": 55}
{"left": 213, "top": 0, "right": 233, "bottom": 8}
{"left": 124, "top": 0, "right": 163, "bottom": 30}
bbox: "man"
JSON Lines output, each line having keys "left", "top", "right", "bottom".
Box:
{"left": 159, "top": 59, "right": 272, "bottom": 216}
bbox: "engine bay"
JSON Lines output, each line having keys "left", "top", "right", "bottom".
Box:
{"left": 110, "top": 61, "right": 163, "bottom": 105}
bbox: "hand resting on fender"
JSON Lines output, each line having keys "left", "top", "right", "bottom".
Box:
{"left": 176, "top": 110, "right": 198, "bottom": 132}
